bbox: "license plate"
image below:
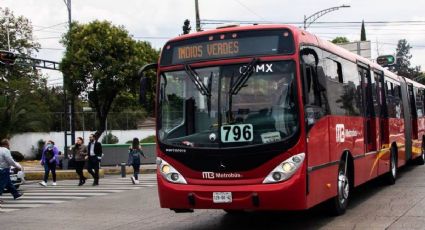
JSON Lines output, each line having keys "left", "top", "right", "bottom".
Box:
{"left": 213, "top": 192, "right": 232, "bottom": 203}
{"left": 10, "top": 175, "right": 18, "bottom": 181}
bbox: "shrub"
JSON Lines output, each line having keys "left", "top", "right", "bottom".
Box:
{"left": 140, "top": 135, "right": 156, "bottom": 143}
{"left": 101, "top": 132, "right": 119, "bottom": 144}
{"left": 11, "top": 151, "right": 24, "bottom": 162}
{"left": 31, "top": 139, "right": 45, "bottom": 160}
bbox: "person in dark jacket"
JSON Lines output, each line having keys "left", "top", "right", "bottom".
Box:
{"left": 87, "top": 133, "right": 102, "bottom": 186}
{"left": 127, "top": 138, "right": 146, "bottom": 184}
{"left": 71, "top": 137, "right": 87, "bottom": 186}
{"left": 39, "top": 140, "right": 59, "bottom": 187}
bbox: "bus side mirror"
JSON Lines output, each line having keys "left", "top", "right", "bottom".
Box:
{"left": 138, "top": 63, "right": 158, "bottom": 105}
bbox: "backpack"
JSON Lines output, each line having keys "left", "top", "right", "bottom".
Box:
{"left": 45, "top": 149, "right": 54, "bottom": 161}
{"left": 130, "top": 149, "right": 141, "bottom": 165}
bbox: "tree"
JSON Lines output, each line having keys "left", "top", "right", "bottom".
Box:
{"left": 389, "top": 39, "right": 421, "bottom": 79}
{"left": 0, "top": 7, "right": 40, "bottom": 81}
{"left": 182, "top": 19, "right": 191, "bottom": 35}
{"left": 0, "top": 79, "right": 51, "bottom": 139}
{"left": 415, "top": 72, "right": 425, "bottom": 85}
{"left": 360, "top": 20, "right": 366, "bottom": 41}
{"left": 331, "top": 36, "right": 349, "bottom": 44}
{"left": 0, "top": 7, "right": 49, "bottom": 139}
{"left": 61, "top": 20, "right": 159, "bottom": 136}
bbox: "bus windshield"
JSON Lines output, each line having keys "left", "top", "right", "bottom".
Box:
{"left": 158, "top": 61, "right": 298, "bottom": 148}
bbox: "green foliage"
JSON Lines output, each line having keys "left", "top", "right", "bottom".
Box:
{"left": 389, "top": 39, "right": 422, "bottom": 79}
{"left": 0, "top": 76, "right": 52, "bottom": 139}
{"left": 101, "top": 132, "right": 119, "bottom": 144}
{"left": 0, "top": 8, "right": 50, "bottom": 139}
{"left": 31, "top": 139, "right": 46, "bottom": 160}
{"left": 360, "top": 20, "right": 366, "bottom": 41}
{"left": 415, "top": 72, "right": 425, "bottom": 84}
{"left": 182, "top": 19, "right": 191, "bottom": 35}
{"left": 0, "top": 7, "right": 40, "bottom": 79}
{"left": 140, "top": 135, "right": 156, "bottom": 143}
{"left": 331, "top": 37, "right": 349, "bottom": 44}
{"left": 11, "top": 151, "right": 24, "bottom": 162}
{"left": 61, "top": 20, "right": 159, "bottom": 136}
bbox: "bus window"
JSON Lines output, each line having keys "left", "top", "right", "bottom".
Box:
{"left": 371, "top": 72, "right": 381, "bottom": 117}
{"left": 415, "top": 87, "right": 423, "bottom": 117}
{"left": 341, "top": 60, "right": 362, "bottom": 116}
{"left": 300, "top": 47, "right": 327, "bottom": 130}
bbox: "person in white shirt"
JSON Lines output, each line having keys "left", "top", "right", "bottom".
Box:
{"left": 0, "top": 139, "right": 24, "bottom": 201}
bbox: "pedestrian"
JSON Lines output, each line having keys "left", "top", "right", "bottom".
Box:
{"left": 128, "top": 138, "right": 146, "bottom": 184}
{"left": 87, "top": 133, "right": 102, "bottom": 186}
{"left": 39, "top": 140, "right": 59, "bottom": 187}
{"left": 71, "top": 137, "right": 87, "bottom": 186}
{"left": 0, "top": 139, "right": 24, "bottom": 201}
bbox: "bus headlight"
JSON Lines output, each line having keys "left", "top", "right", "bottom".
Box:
{"left": 263, "top": 153, "right": 305, "bottom": 184}
{"left": 157, "top": 157, "right": 187, "bottom": 184}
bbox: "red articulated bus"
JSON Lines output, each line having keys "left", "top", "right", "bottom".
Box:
{"left": 139, "top": 24, "right": 425, "bottom": 215}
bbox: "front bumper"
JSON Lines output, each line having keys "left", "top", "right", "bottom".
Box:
{"left": 10, "top": 171, "right": 25, "bottom": 187}
{"left": 157, "top": 171, "right": 306, "bottom": 211}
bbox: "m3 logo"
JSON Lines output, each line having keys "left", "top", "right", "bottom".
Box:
{"left": 202, "top": 172, "right": 215, "bottom": 179}
{"left": 336, "top": 124, "right": 345, "bottom": 143}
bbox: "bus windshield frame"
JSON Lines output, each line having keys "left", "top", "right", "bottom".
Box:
{"left": 157, "top": 60, "right": 299, "bottom": 149}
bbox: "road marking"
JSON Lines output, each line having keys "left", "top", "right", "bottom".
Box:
{"left": 0, "top": 176, "right": 157, "bottom": 213}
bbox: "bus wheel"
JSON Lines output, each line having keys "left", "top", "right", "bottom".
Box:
{"left": 331, "top": 159, "right": 350, "bottom": 216}
{"left": 416, "top": 141, "right": 425, "bottom": 165}
{"left": 386, "top": 147, "right": 397, "bottom": 185}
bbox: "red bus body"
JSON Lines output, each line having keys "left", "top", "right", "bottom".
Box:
{"left": 151, "top": 25, "right": 425, "bottom": 212}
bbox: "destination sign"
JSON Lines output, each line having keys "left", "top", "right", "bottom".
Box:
{"left": 160, "top": 29, "right": 294, "bottom": 65}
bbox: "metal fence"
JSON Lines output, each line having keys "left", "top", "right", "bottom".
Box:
{"left": 46, "top": 112, "right": 147, "bottom": 132}
{"left": 100, "top": 143, "right": 156, "bottom": 166}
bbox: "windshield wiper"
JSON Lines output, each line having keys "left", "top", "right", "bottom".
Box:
{"left": 229, "top": 58, "right": 259, "bottom": 95}
{"left": 184, "top": 64, "right": 211, "bottom": 96}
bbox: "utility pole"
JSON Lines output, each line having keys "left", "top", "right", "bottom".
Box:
{"left": 63, "top": 0, "right": 74, "bottom": 169}
{"left": 195, "top": 0, "right": 201, "bottom": 32}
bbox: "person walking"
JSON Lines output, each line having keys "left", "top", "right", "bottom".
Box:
{"left": 0, "top": 139, "right": 24, "bottom": 201}
{"left": 127, "top": 138, "right": 146, "bottom": 184}
{"left": 71, "top": 137, "right": 87, "bottom": 186}
{"left": 39, "top": 140, "right": 59, "bottom": 187}
{"left": 87, "top": 133, "right": 102, "bottom": 186}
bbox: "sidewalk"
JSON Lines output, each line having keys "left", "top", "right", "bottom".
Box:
{"left": 21, "top": 161, "right": 157, "bottom": 181}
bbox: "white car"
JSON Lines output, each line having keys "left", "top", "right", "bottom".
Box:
{"left": 9, "top": 166, "right": 25, "bottom": 190}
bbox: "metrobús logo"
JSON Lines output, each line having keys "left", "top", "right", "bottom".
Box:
{"left": 336, "top": 124, "right": 359, "bottom": 143}
{"left": 202, "top": 172, "right": 242, "bottom": 179}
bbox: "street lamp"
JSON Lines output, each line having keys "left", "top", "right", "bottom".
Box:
{"left": 304, "top": 5, "right": 351, "bottom": 30}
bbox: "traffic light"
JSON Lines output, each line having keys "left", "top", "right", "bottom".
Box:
{"left": 376, "top": 55, "right": 395, "bottom": 67}
{"left": 0, "top": 50, "right": 17, "bottom": 65}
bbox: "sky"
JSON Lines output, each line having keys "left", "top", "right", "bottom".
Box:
{"left": 2, "top": 0, "right": 425, "bottom": 85}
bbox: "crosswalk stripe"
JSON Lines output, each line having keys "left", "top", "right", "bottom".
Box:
{"left": 0, "top": 176, "right": 157, "bottom": 213}
{"left": 1, "top": 196, "right": 86, "bottom": 200}
{"left": 4, "top": 200, "right": 65, "bottom": 204}
{"left": 0, "top": 208, "right": 19, "bottom": 212}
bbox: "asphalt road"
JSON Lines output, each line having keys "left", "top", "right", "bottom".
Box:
{"left": 1, "top": 164, "right": 425, "bottom": 230}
